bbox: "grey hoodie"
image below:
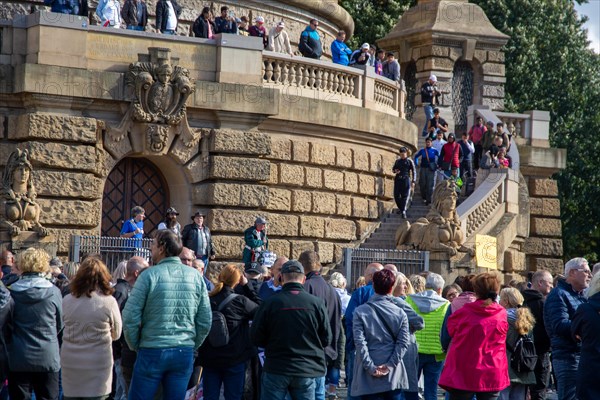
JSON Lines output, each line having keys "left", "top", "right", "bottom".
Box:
{"left": 409, "top": 290, "right": 448, "bottom": 313}
{"left": 8, "top": 274, "right": 63, "bottom": 372}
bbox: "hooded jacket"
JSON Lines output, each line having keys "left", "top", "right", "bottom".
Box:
{"left": 299, "top": 26, "right": 322, "bottom": 59}
{"left": 438, "top": 299, "right": 509, "bottom": 392}
{"left": 406, "top": 290, "right": 450, "bottom": 356}
{"left": 8, "top": 274, "right": 63, "bottom": 372}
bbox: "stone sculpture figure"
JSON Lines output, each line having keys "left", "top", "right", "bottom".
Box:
{"left": 0, "top": 149, "right": 48, "bottom": 237}
{"left": 395, "top": 179, "right": 469, "bottom": 256}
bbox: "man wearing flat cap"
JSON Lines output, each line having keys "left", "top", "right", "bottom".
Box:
{"left": 242, "top": 217, "right": 269, "bottom": 263}
{"left": 182, "top": 211, "right": 215, "bottom": 265}
{"left": 251, "top": 260, "right": 331, "bottom": 399}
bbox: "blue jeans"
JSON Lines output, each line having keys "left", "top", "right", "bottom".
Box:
{"left": 418, "top": 354, "right": 444, "bottom": 400}
{"left": 325, "top": 366, "right": 340, "bottom": 386}
{"left": 163, "top": 29, "right": 176, "bottom": 35}
{"left": 261, "top": 372, "right": 315, "bottom": 400}
{"left": 423, "top": 104, "right": 434, "bottom": 136}
{"left": 128, "top": 347, "right": 194, "bottom": 400}
{"left": 203, "top": 362, "right": 246, "bottom": 400}
{"left": 346, "top": 349, "right": 359, "bottom": 400}
{"left": 314, "top": 376, "right": 325, "bottom": 400}
{"left": 362, "top": 389, "right": 403, "bottom": 400}
{"left": 552, "top": 354, "right": 579, "bottom": 400}
{"left": 126, "top": 25, "right": 144, "bottom": 31}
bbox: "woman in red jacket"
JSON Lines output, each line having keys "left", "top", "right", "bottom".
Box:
{"left": 438, "top": 273, "right": 510, "bottom": 400}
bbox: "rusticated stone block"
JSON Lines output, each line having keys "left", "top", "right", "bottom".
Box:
{"left": 280, "top": 164, "right": 305, "bottom": 186}
{"left": 310, "top": 143, "right": 336, "bottom": 166}
{"left": 193, "top": 183, "right": 241, "bottom": 206}
{"left": 212, "top": 235, "right": 245, "bottom": 258}
{"left": 268, "top": 239, "right": 291, "bottom": 259}
{"left": 504, "top": 248, "right": 526, "bottom": 273}
{"left": 324, "top": 218, "right": 356, "bottom": 240}
{"left": 209, "top": 156, "right": 270, "bottom": 181}
{"left": 352, "top": 198, "right": 369, "bottom": 218}
{"left": 384, "top": 178, "right": 394, "bottom": 199}
{"left": 8, "top": 113, "right": 98, "bottom": 143}
{"left": 170, "top": 136, "right": 199, "bottom": 165}
{"left": 354, "top": 151, "right": 369, "bottom": 171}
{"left": 474, "top": 50, "right": 487, "bottom": 63}
{"left": 336, "top": 194, "right": 351, "bottom": 216}
{"left": 292, "top": 140, "right": 309, "bottom": 162}
{"left": 356, "top": 220, "right": 376, "bottom": 240}
{"left": 529, "top": 178, "right": 559, "bottom": 197}
{"left": 369, "top": 152, "right": 383, "bottom": 173}
{"left": 185, "top": 154, "right": 209, "bottom": 183}
{"left": 270, "top": 137, "right": 292, "bottom": 160}
{"left": 482, "top": 85, "right": 505, "bottom": 98}
{"left": 344, "top": 172, "right": 358, "bottom": 193}
{"left": 291, "top": 240, "right": 314, "bottom": 259}
{"left": 23, "top": 141, "right": 98, "bottom": 173}
{"left": 210, "top": 129, "right": 270, "bottom": 155}
{"left": 368, "top": 200, "right": 379, "bottom": 219}
{"left": 382, "top": 155, "right": 396, "bottom": 177}
{"left": 323, "top": 169, "right": 344, "bottom": 191}
{"left": 529, "top": 257, "right": 564, "bottom": 275}
{"left": 300, "top": 216, "right": 325, "bottom": 237}
{"left": 266, "top": 188, "right": 291, "bottom": 211}
{"left": 305, "top": 167, "right": 323, "bottom": 188}
{"left": 530, "top": 198, "right": 561, "bottom": 217}
{"left": 38, "top": 198, "right": 101, "bottom": 227}
{"left": 523, "top": 237, "right": 563, "bottom": 257}
{"left": 313, "top": 192, "right": 336, "bottom": 214}
{"left": 374, "top": 177, "right": 385, "bottom": 198}
{"left": 267, "top": 163, "right": 279, "bottom": 184}
{"left": 35, "top": 170, "right": 103, "bottom": 199}
{"left": 316, "top": 242, "right": 334, "bottom": 264}
{"left": 487, "top": 51, "right": 505, "bottom": 63}
{"left": 208, "top": 209, "right": 257, "bottom": 232}
{"left": 265, "top": 213, "right": 299, "bottom": 236}
{"left": 482, "top": 62, "right": 505, "bottom": 77}
{"left": 337, "top": 147, "right": 353, "bottom": 168}
{"left": 292, "top": 190, "right": 312, "bottom": 212}
{"left": 46, "top": 228, "right": 98, "bottom": 254}
{"left": 240, "top": 185, "right": 270, "bottom": 208}
{"left": 358, "top": 174, "right": 375, "bottom": 195}
{"left": 0, "top": 143, "right": 18, "bottom": 167}
{"left": 530, "top": 218, "right": 562, "bottom": 237}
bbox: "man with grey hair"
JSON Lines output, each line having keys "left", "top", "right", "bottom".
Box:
{"left": 405, "top": 272, "right": 449, "bottom": 400}
{"left": 259, "top": 256, "right": 288, "bottom": 300}
{"left": 592, "top": 262, "right": 600, "bottom": 276}
{"left": 543, "top": 258, "right": 590, "bottom": 400}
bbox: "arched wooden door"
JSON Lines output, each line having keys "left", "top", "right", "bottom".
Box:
{"left": 101, "top": 157, "right": 169, "bottom": 237}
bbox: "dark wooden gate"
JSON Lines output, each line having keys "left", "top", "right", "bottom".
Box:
{"left": 101, "top": 157, "right": 169, "bottom": 237}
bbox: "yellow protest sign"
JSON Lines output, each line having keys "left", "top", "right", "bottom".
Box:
{"left": 475, "top": 234, "right": 497, "bottom": 269}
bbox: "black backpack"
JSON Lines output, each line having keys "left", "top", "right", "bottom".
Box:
{"left": 509, "top": 334, "right": 538, "bottom": 373}
{"left": 207, "top": 294, "right": 238, "bottom": 348}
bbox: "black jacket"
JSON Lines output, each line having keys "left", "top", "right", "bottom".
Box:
{"left": 304, "top": 272, "right": 341, "bottom": 361}
{"left": 251, "top": 282, "right": 331, "bottom": 378}
{"left": 112, "top": 279, "right": 132, "bottom": 360}
{"left": 198, "top": 285, "right": 260, "bottom": 369}
{"left": 121, "top": 0, "right": 148, "bottom": 27}
{"left": 522, "top": 288, "right": 551, "bottom": 356}
{"left": 0, "top": 283, "right": 13, "bottom": 381}
{"left": 181, "top": 223, "right": 215, "bottom": 258}
{"left": 193, "top": 16, "right": 216, "bottom": 38}
{"left": 155, "top": 0, "right": 181, "bottom": 33}
{"left": 571, "top": 292, "right": 600, "bottom": 400}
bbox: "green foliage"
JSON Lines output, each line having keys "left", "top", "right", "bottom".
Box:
{"left": 340, "top": 0, "right": 415, "bottom": 49}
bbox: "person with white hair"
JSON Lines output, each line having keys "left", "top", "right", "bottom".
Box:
{"left": 405, "top": 272, "right": 449, "bottom": 400}
{"left": 543, "top": 257, "right": 591, "bottom": 400}
{"left": 329, "top": 272, "right": 350, "bottom": 314}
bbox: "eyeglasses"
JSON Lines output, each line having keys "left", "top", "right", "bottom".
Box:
{"left": 180, "top": 258, "right": 195, "bottom": 262}
{"left": 576, "top": 268, "right": 592, "bottom": 275}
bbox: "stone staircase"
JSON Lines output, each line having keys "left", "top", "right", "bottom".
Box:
{"left": 360, "top": 185, "right": 430, "bottom": 249}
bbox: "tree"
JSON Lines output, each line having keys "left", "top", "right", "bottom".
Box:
{"left": 343, "top": 0, "right": 600, "bottom": 260}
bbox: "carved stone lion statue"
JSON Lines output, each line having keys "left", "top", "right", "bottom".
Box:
{"left": 0, "top": 149, "right": 48, "bottom": 237}
{"left": 395, "top": 179, "right": 470, "bottom": 256}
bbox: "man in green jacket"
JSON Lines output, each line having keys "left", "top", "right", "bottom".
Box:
{"left": 123, "top": 229, "right": 211, "bottom": 400}
{"left": 242, "top": 217, "right": 268, "bottom": 263}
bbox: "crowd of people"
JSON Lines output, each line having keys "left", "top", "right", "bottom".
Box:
{"left": 1, "top": 227, "right": 599, "bottom": 400}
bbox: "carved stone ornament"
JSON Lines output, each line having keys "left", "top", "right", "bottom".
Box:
{"left": 0, "top": 149, "right": 49, "bottom": 237}
{"left": 108, "top": 48, "right": 200, "bottom": 154}
{"left": 395, "top": 179, "right": 472, "bottom": 256}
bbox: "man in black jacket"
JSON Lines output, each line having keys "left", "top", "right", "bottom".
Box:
{"left": 155, "top": 0, "right": 181, "bottom": 34}
{"left": 192, "top": 6, "right": 216, "bottom": 38}
{"left": 522, "top": 270, "right": 553, "bottom": 400}
{"left": 251, "top": 260, "right": 331, "bottom": 399}
{"left": 299, "top": 250, "right": 341, "bottom": 400}
{"left": 181, "top": 211, "right": 215, "bottom": 265}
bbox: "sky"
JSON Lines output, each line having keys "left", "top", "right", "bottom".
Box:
{"left": 575, "top": 1, "right": 600, "bottom": 53}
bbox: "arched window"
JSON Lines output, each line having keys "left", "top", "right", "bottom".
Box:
{"left": 403, "top": 61, "right": 418, "bottom": 122}
{"left": 452, "top": 61, "right": 474, "bottom": 135}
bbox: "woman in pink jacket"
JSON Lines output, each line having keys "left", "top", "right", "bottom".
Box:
{"left": 438, "top": 273, "right": 510, "bottom": 400}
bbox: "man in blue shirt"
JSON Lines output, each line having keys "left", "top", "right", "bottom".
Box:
{"left": 331, "top": 30, "right": 352, "bottom": 66}
{"left": 344, "top": 263, "right": 383, "bottom": 400}
{"left": 414, "top": 137, "right": 440, "bottom": 205}
{"left": 120, "top": 206, "right": 145, "bottom": 253}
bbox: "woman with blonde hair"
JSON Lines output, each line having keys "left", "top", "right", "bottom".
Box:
{"left": 409, "top": 274, "right": 426, "bottom": 293}
{"left": 498, "top": 287, "right": 536, "bottom": 400}
{"left": 393, "top": 271, "right": 415, "bottom": 298}
{"left": 61, "top": 257, "right": 122, "bottom": 400}
{"left": 111, "top": 260, "right": 127, "bottom": 285}
{"left": 63, "top": 262, "right": 80, "bottom": 281}
{"left": 7, "top": 248, "right": 63, "bottom": 399}
{"left": 198, "top": 265, "right": 260, "bottom": 400}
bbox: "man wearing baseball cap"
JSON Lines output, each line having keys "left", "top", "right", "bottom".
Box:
{"left": 267, "top": 21, "right": 293, "bottom": 56}
{"left": 249, "top": 15, "right": 268, "bottom": 48}
{"left": 181, "top": 211, "right": 216, "bottom": 265}
{"left": 251, "top": 260, "right": 331, "bottom": 399}
{"left": 349, "top": 43, "right": 371, "bottom": 66}
{"left": 242, "top": 217, "right": 269, "bottom": 263}
{"left": 420, "top": 74, "right": 441, "bottom": 137}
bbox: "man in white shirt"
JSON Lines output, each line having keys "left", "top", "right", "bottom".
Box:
{"left": 267, "top": 21, "right": 293, "bottom": 56}
{"left": 431, "top": 130, "right": 447, "bottom": 154}
{"left": 155, "top": 0, "right": 181, "bottom": 34}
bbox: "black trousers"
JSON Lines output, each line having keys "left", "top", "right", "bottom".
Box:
{"left": 448, "top": 389, "right": 500, "bottom": 400}
{"left": 529, "top": 351, "right": 551, "bottom": 400}
{"left": 393, "top": 176, "right": 411, "bottom": 212}
{"left": 473, "top": 144, "right": 483, "bottom": 170}
{"left": 8, "top": 371, "right": 59, "bottom": 400}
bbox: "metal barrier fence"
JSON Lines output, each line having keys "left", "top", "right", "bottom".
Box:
{"left": 69, "top": 236, "right": 153, "bottom": 273}
{"left": 343, "top": 248, "right": 430, "bottom": 291}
